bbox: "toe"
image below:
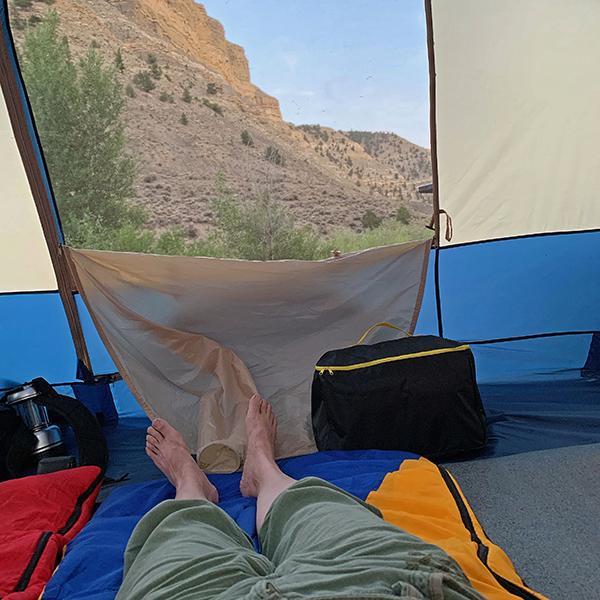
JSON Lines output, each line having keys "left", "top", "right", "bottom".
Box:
{"left": 147, "top": 427, "right": 163, "bottom": 444}
{"left": 152, "top": 418, "right": 167, "bottom": 436}
{"left": 249, "top": 394, "right": 261, "bottom": 414}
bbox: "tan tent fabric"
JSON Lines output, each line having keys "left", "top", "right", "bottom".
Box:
{"left": 0, "top": 84, "right": 56, "bottom": 292}
{"left": 432, "top": 0, "right": 600, "bottom": 245}
{"left": 69, "top": 239, "right": 431, "bottom": 472}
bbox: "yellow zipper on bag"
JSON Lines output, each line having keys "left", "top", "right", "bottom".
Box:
{"left": 316, "top": 345, "right": 471, "bottom": 376}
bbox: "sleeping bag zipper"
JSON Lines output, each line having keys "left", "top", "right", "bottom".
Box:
{"left": 437, "top": 466, "right": 542, "bottom": 600}
{"left": 12, "top": 530, "right": 53, "bottom": 593}
{"left": 316, "top": 344, "right": 471, "bottom": 375}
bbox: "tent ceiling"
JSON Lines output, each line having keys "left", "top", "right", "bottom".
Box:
{"left": 432, "top": 0, "right": 600, "bottom": 245}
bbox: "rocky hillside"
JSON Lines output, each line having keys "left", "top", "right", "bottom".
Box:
{"left": 9, "top": 0, "right": 433, "bottom": 238}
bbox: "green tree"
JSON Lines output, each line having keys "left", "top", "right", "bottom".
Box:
{"left": 182, "top": 86, "right": 192, "bottom": 103}
{"left": 114, "top": 48, "right": 124, "bottom": 72}
{"left": 396, "top": 205, "right": 411, "bottom": 225}
{"left": 208, "top": 173, "right": 323, "bottom": 261}
{"left": 180, "top": 112, "right": 188, "bottom": 125}
{"left": 20, "top": 11, "right": 141, "bottom": 246}
{"left": 361, "top": 210, "right": 383, "bottom": 230}
{"left": 206, "top": 82, "right": 217, "bottom": 95}
{"left": 132, "top": 70, "right": 155, "bottom": 92}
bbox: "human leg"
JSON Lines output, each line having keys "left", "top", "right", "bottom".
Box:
{"left": 240, "top": 394, "right": 296, "bottom": 531}
{"left": 259, "top": 477, "right": 487, "bottom": 599}
{"left": 240, "top": 396, "right": 486, "bottom": 599}
{"left": 116, "top": 419, "right": 274, "bottom": 600}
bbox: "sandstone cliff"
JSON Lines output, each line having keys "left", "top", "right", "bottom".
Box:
{"left": 109, "top": 0, "right": 281, "bottom": 120}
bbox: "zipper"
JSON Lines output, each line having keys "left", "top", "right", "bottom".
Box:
{"left": 437, "top": 466, "right": 541, "bottom": 600}
{"left": 316, "top": 345, "right": 471, "bottom": 375}
{"left": 13, "top": 530, "right": 53, "bottom": 593}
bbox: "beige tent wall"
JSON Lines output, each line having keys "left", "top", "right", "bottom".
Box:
{"left": 70, "top": 239, "right": 431, "bottom": 472}
{"left": 432, "top": 0, "right": 600, "bottom": 245}
{"left": 0, "top": 84, "right": 56, "bottom": 292}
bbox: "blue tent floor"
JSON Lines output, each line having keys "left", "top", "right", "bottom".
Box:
{"left": 94, "top": 376, "right": 600, "bottom": 599}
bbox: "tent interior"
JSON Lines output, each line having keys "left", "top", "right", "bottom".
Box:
{"left": 1, "top": 1, "right": 599, "bottom": 599}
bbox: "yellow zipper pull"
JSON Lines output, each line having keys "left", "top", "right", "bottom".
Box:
{"left": 317, "top": 368, "right": 334, "bottom": 375}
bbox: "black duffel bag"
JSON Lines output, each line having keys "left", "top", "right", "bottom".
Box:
{"left": 311, "top": 323, "right": 487, "bottom": 460}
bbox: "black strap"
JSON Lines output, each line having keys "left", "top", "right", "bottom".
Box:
{"left": 31, "top": 378, "right": 108, "bottom": 476}
{"left": 0, "top": 404, "right": 37, "bottom": 481}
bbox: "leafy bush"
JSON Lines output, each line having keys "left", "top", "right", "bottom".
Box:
{"left": 396, "top": 205, "right": 411, "bottom": 225}
{"left": 150, "top": 63, "right": 162, "bottom": 80}
{"left": 206, "top": 82, "right": 217, "bottom": 95}
{"left": 132, "top": 70, "right": 155, "bottom": 92}
{"left": 327, "top": 221, "right": 430, "bottom": 254}
{"left": 202, "top": 98, "right": 223, "bottom": 115}
{"left": 114, "top": 48, "right": 124, "bottom": 72}
{"left": 241, "top": 130, "right": 254, "bottom": 146}
{"left": 265, "top": 146, "right": 285, "bottom": 166}
{"left": 206, "top": 173, "right": 323, "bottom": 261}
{"left": 361, "top": 210, "right": 383, "bottom": 230}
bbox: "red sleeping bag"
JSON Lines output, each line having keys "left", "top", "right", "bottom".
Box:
{"left": 0, "top": 466, "right": 102, "bottom": 600}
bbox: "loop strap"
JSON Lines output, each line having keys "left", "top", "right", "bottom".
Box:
{"left": 353, "top": 322, "right": 410, "bottom": 346}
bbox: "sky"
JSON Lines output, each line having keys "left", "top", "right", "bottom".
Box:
{"left": 198, "top": 0, "right": 431, "bottom": 148}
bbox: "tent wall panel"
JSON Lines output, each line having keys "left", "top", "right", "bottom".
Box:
{"left": 431, "top": 0, "right": 600, "bottom": 245}
{"left": 416, "top": 231, "right": 599, "bottom": 381}
{"left": 0, "top": 292, "right": 76, "bottom": 387}
{"left": 0, "top": 57, "right": 56, "bottom": 293}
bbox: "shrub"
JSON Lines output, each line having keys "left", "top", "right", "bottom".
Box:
{"left": 125, "top": 83, "right": 136, "bottom": 98}
{"left": 13, "top": 0, "right": 33, "bottom": 8}
{"left": 182, "top": 86, "right": 192, "bottom": 103}
{"left": 202, "top": 98, "right": 223, "bottom": 115}
{"left": 132, "top": 70, "right": 155, "bottom": 92}
{"left": 206, "top": 82, "right": 217, "bottom": 95}
{"left": 180, "top": 112, "right": 188, "bottom": 125}
{"left": 327, "top": 221, "right": 430, "bottom": 254}
{"left": 90, "top": 39, "right": 100, "bottom": 49}
{"left": 241, "top": 130, "right": 254, "bottom": 146}
{"left": 114, "top": 48, "right": 124, "bottom": 72}
{"left": 207, "top": 173, "right": 324, "bottom": 261}
{"left": 361, "top": 210, "right": 383, "bottom": 230}
{"left": 265, "top": 146, "right": 285, "bottom": 166}
{"left": 150, "top": 62, "right": 162, "bottom": 80}
{"left": 146, "top": 53, "right": 157, "bottom": 65}
{"left": 396, "top": 205, "right": 411, "bottom": 225}
{"left": 28, "top": 14, "right": 43, "bottom": 25}
{"left": 159, "top": 91, "right": 173, "bottom": 103}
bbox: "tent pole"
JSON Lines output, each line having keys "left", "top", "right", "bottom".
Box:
{"left": 424, "top": 0, "right": 444, "bottom": 337}
{"left": 0, "top": 24, "right": 93, "bottom": 374}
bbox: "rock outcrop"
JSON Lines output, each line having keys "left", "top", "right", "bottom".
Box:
{"left": 111, "top": 0, "right": 281, "bottom": 119}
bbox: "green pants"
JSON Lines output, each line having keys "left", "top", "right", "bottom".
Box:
{"left": 116, "top": 477, "right": 486, "bottom": 600}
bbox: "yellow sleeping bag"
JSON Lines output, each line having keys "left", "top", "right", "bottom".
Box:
{"left": 368, "top": 458, "right": 549, "bottom": 600}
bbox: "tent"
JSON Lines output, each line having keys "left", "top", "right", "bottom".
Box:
{"left": 1, "top": 0, "right": 599, "bottom": 597}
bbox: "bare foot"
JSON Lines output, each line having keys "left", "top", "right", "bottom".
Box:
{"left": 240, "top": 394, "right": 279, "bottom": 498}
{"left": 146, "top": 418, "right": 218, "bottom": 503}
